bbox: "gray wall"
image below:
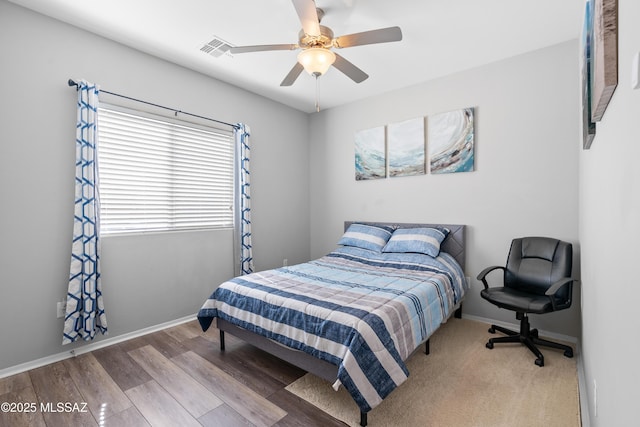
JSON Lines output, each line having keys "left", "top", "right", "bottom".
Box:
{"left": 579, "top": 0, "right": 640, "bottom": 424}
{"left": 308, "top": 40, "right": 581, "bottom": 338}
{"left": 0, "top": 1, "right": 309, "bottom": 371}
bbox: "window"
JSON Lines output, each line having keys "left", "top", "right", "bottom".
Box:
{"left": 97, "top": 106, "right": 234, "bottom": 235}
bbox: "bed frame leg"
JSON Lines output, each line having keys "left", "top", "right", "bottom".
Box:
{"left": 424, "top": 339, "right": 430, "bottom": 355}
{"left": 455, "top": 304, "right": 463, "bottom": 319}
{"left": 360, "top": 411, "right": 367, "bottom": 426}
{"left": 220, "top": 330, "right": 225, "bottom": 351}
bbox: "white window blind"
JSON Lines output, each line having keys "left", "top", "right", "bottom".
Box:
{"left": 97, "top": 106, "right": 234, "bottom": 235}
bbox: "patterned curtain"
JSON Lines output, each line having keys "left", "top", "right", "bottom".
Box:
{"left": 235, "top": 124, "right": 253, "bottom": 275}
{"left": 63, "top": 80, "right": 107, "bottom": 344}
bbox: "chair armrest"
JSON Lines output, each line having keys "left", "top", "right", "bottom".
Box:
{"left": 545, "top": 277, "right": 576, "bottom": 296}
{"left": 476, "top": 266, "right": 505, "bottom": 290}
{"left": 545, "top": 277, "right": 577, "bottom": 310}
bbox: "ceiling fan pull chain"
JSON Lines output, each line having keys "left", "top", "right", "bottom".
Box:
{"left": 315, "top": 73, "right": 320, "bottom": 112}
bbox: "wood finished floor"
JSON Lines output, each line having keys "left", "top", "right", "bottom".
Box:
{"left": 0, "top": 320, "right": 347, "bottom": 427}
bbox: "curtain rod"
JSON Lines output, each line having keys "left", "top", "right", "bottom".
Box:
{"left": 67, "top": 79, "right": 238, "bottom": 130}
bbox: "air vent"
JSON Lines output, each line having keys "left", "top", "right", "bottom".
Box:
{"left": 200, "top": 36, "right": 234, "bottom": 58}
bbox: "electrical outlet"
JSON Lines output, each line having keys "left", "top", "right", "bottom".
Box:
{"left": 283, "top": 258, "right": 288, "bottom": 267}
{"left": 56, "top": 301, "right": 66, "bottom": 318}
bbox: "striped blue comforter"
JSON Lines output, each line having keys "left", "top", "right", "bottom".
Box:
{"left": 197, "top": 246, "right": 467, "bottom": 413}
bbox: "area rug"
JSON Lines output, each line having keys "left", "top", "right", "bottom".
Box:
{"left": 286, "top": 318, "right": 580, "bottom": 427}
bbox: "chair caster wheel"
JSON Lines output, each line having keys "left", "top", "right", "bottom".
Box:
{"left": 488, "top": 327, "right": 496, "bottom": 334}
{"left": 531, "top": 329, "right": 539, "bottom": 338}
{"left": 486, "top": 341, "right": 494, "bottom": 349}
{"left": 564, "top": 349, "right": 574, "bottom": 358}
{"left": 535, "top": 358, "right": 544, "bottom": 367}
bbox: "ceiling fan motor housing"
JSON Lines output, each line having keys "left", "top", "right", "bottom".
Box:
{"left": 298, "top": 25, "right": 334, "bottom": 49}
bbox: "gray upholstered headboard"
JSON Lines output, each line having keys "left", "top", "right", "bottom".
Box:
{"left": 344, "top": 221, "right": 466, "bottom": 270}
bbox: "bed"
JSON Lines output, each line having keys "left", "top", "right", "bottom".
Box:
{"left": 198, "top": 221, "right": 467, "bottom": 426}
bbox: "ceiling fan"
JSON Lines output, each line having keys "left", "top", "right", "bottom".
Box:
{"left": 229, "top": 0, "right": 403, "bottom": 87}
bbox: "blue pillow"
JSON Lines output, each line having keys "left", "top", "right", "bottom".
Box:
{"left": 338, "top": 223, "right": 394, "bottom": 253}
{"left": 382, "top": 227, "right": 450, "bottom": 257}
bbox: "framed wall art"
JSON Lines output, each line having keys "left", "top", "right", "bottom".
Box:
{"left": 590, "top": 0, "right": 618, "bottom": 122}
{"left": 354, "top": 126, "right": 386, "bottom": 180}
{"left": 387, "top": 117, "right": 426, "bottom": 177}
{"left": 428, "top": 108, "right": 475, "bottom": 174}
{"left": 582, "top": 0, "right": 597, "bottom": 149}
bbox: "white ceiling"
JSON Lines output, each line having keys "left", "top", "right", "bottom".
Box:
{"left": 9, "top": 0, "right": 584, "bottom": 113}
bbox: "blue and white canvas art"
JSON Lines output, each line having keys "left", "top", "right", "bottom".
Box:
{"left": 428, "top": 108, "right": 474, "bottom": 174}
{"left": 355, "top": 126, "right": 386, "bottom": 180}
{"left": 388, "top": 117, "right": 425, "bottom": 177}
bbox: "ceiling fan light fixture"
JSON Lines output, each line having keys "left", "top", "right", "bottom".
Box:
{"left": 297, "top": 47, "right": 336, "bottom": 76}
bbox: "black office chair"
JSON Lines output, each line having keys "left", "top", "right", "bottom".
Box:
{"left": 477, "top": 237, "right": 576, "bottom": 367}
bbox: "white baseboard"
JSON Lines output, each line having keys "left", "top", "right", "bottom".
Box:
{"left": 576, "top": 343, "right": 590, "bottom": 427}
{"left": 0, "top": 313, "right": 197, "bottom": 380}
{"left": 461, "top": 313, "right": 578, "bottom": 344}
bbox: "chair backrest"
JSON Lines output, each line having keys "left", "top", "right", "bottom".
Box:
{"left": 505, "top": 237, "right": 573, "bottom": 303}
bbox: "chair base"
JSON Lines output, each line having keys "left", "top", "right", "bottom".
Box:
{"left": 486, "top": 314, "right": 573, "bottom": 367}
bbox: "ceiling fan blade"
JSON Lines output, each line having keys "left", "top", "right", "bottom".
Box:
{"left": 230, "top": 44, "right": 298, "bottom": 54}
{"left": 332, "top": 53, "right": 368, "bottom": 83}
{"left": 280, "top": 62, "right": 305, "bottom": 86}
{"left": 292, "top": 0, "right": 321, "bottom": 36}
{"left": 334, "top": 26, "right": 402, "bottom": 48}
